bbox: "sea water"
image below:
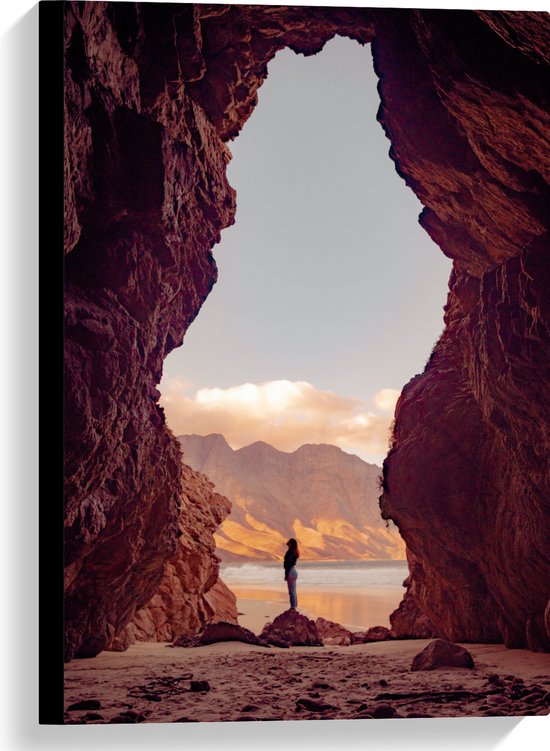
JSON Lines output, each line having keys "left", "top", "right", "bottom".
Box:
{"left": 220, "top": 560, "right": 408, "bottom": 632}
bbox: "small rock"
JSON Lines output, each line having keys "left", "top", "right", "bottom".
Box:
{"left": 310, "top": 680, "right": 333, "bottom": 690}
{"left": 378, "top": 679, "right": 389, "bottom": 687}
{"left": 170, "top": 634, "right": 200, "bottom": 648}
{"left": 241, "top": 704, "right": 260, "bottom": 712}
{"left": 411, "top": 639, "right": 475, "bottom": 671}
{"left": 190, "top": 680, "right": 211, "bottom": 692}
{"left": 109, "top": 714, "right": 137, "bottom": 724}
{"left": 81, "top": 712, "right": 104, "bottom": 721}
{"left": 67, "top": 699, "right": 102, "bottom": 711}
{"left": 372, "top": 703, "right": 398, "bottom": 719}
{"left": 488, "top": 695, "right": 509, "bottom": 705}
{"left": 315, "top": 617, "right": 354, "bottom": 646}
{"left": 296, "top": 698, "right": 336, "bottom": 712}
{"left": 351, "top": 626, "right": 394, "bottom": 644}
{"left": 119, "top": 710, "right": 146, "bottom": 721}
{"left": 143, "top": 693, "right": 162, "bottom": 702}
{"left": 363, "top": 626, "right": 394, "bottom": 643}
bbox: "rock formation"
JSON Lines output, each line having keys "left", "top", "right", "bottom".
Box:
{"left": 64, "top": 3, "right": 550, "bottom": 658}
{"left": 315, "top": 617, "right": 354, "bottom": 646}
{"left": 179, "top": 434, "right": 405, "bottom": 560}
{"left": 411, "top": 640, "right": 475, "bottom": 672}
{"left": 172, "top": 621, "right": 267, "bottom": 648}
{"left": 377, "top": 11, "right": 550, "bottom": 651}
{"left": 106, "top": 465, "right": 238, "bottom": 651}
{"left": 260, "top": 609, "right": 323, "bottom": 647}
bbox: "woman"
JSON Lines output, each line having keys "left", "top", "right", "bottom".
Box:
{"left": 283, "top": 538, "right": 300, "bottom": 610}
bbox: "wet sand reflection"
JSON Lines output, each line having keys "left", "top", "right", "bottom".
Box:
{"left": 230, "top": 586, "right": 402, "bottom": 633}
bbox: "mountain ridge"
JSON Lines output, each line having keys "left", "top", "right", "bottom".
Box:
{"left": 178, "top": 433, "right": 405, "bottom": 562}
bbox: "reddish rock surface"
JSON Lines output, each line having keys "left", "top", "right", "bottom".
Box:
{"left": 313, "top": 619, "right": 396, "bottom": 646}
{"left": 389, "top": 566, "right": 439, "bottom": 640}
{"left": 411, "top": 640, "right": 476, "bottom": 672}
{"left": 261, "top": 609, "right": 323, "bottom": 647}
{"left": 64, "top": 4, "right": 550, "bottom": 658}
{"left": 106, "top": 466, "right": 238, "bottom": 650}
{"left": 315, "top": 617, "right": 354, "bottom": 646}
{"left": 172, "top": 621, "right": 266, "bottom": 648}
{"left": 63, "top": 0, "right": 374, "bottom": 663}
{"left": 375, "top": 10, "right": 550, "bottom": 652}
{"left": 359, "top": 626, "right": 395, "bottom": 644}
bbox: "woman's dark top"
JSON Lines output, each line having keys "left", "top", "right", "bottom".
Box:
{"left": 284, "top": 548, "right": 299, "bottom": 580}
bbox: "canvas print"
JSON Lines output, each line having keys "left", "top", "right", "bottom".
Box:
{"left": 63, "top": 1, "right": 550, "bottom": 725}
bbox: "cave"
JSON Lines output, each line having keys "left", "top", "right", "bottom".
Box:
{"left": 64, "top": 3, "right": 550, "bottom": 661}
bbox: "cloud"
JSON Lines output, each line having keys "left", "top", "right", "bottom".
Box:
{"left": 160, "top": 379, "right": 396, "bottom": 464}
{"left": 373, "top": 388, "right": 401, "bottom": 412}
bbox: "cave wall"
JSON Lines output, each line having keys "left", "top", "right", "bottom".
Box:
{"left": 374, "top": 9, "right": 550, "bottom": 651}
{"left": 64, "top": 3, "right": 550, "bottom": 658}
{"left": 106, "top": 465, "right": 238, "bottom": 651}
{"left": 63, "top": 1, "right": 237, "bottom": 660}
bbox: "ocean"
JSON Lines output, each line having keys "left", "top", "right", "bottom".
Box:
{"left": 220, "top": 560, "right": 409, "bottom": 633}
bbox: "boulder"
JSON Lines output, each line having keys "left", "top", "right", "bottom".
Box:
{"left": 351, "top": 626, "right": 395, "bottom": 644}
{"left": 411, "top": 639, "right": 475, "bottom": 671}
{"left": 315, "top": 617, "right": 354, "bottom": 646}
{"left": 261, "top": 609, "right": 322, "bottom": 647}
{"left": 198, "top": 622, "right": 266, "bottom": 646}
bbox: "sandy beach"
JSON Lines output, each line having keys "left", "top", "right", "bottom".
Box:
{"left": 64, "top": 639, "right": 550, "bottom": 724}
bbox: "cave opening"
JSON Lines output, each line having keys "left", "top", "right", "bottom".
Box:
{"left": 159, "top": 35, "right": 452, "bottom": 631}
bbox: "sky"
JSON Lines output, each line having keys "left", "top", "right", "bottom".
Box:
{"left": 159, "top": 34, "right": 452, "bottom": 465}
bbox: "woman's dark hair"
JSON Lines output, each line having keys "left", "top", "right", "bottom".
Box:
{"left": 287, "top": 538, "right": 300, "bottom": 557}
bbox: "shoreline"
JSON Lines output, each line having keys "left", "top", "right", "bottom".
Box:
{"left": 232, "top": 588, "right": 403, "bottom": 633}
{"left": 64, "top": 639, "right": 550, "bottom": 724}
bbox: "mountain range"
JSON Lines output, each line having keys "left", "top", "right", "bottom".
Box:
{"left": 178, "top": 434, "right": 405, "bottom": 561}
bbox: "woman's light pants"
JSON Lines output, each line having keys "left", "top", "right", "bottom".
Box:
{"left": 287, "top": 567, "right": 298, "bottom": 609}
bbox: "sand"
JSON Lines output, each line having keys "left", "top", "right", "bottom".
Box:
{"left": 64, "top": 639, "right": 550, "bottom": 724}
{"left": 233, "top": 593, "right": 288, "bottom": 633}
